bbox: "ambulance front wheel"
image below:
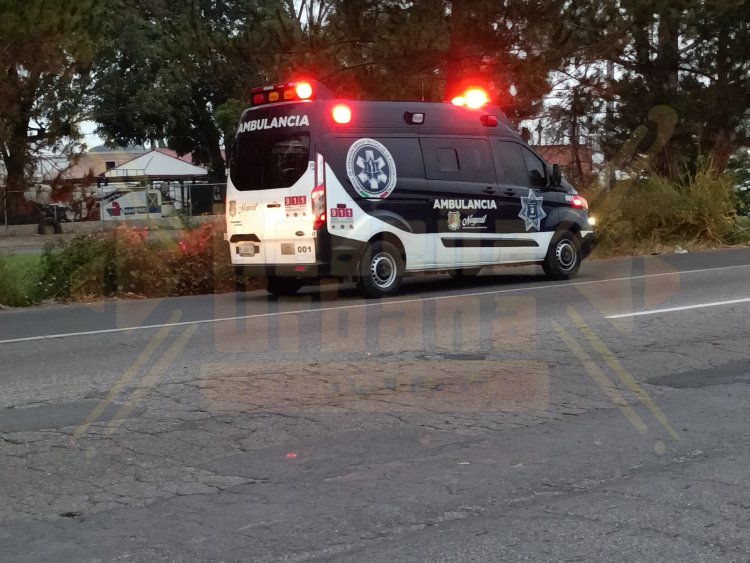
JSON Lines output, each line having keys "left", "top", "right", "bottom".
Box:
{"left": 543, "top": 230, "right": 582, "bottom": 280}
{"left": 357, "top": 241, "right": 404, "bottom": 299}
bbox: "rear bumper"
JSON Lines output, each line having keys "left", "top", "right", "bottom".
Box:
{"left": 234, "top": 263, "right": 333, "bottom": 279}
{"left": 581, "top": 232, "right": 596, "bottom": 259}
{"left": 232, "top": 234, "right": 366, "bottom": 279}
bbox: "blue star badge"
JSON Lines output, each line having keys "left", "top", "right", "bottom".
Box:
{"left": 518, "top": 189, "right": 547, "bottom": 231}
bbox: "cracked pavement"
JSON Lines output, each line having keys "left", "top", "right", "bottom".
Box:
{"left": 1, "top": 249, "right": 750, "bottom": 561}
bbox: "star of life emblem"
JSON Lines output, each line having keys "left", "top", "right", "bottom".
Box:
{"left": 346, "top": 138, "right": 397, "bottom": 199}
{"left": 518, "top": 189, "right": 546, "bottom": 231}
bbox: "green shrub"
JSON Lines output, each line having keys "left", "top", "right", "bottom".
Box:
{"left": 164, "top": 221, "right": 239, "bottom": 295}
{"left": 38, "top": 234, "right": 109, "bottom": 299}
{"left": 0, "top": 254, "right": 43, "bottom": 307}
{"left": 588, "top": 161, "right": 742, "bottom": 255}
{"left": 35, "top": 221, "right": 254, "bottom": 302}
{"left": 728, "top": 150, "right": 750, "bottom": 216}
{"left": 39, "top": 226, "right": 175, "bottom": 300}
{"left": 722, "top": 216, "right": 750, "bottom": 245}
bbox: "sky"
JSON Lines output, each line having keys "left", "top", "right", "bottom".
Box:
{"left": 80, "top": 121, "right": 104, "bottom": 149}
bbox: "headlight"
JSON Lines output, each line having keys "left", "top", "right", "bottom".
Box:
{"left": 588, "top": 215, "right": 597, "bottom": 227}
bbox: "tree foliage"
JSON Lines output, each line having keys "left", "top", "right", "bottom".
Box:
{"left": 3, "top": 0, "right": 748, "bottom": 220}
{"left": 266, "top": 0, "right": 580, "bottom": 122}
{"left": 91, "top": 0, "right": 282, "bottom": 178}
{"left": 0, "top": 0, "right": 102, "bottom": 219}
{"left": 579, "top": 0, "right": 749, "bottom": 178}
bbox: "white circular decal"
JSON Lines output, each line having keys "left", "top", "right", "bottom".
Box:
{"left": 345, "top": 138, "right": 397, "bottom": 199}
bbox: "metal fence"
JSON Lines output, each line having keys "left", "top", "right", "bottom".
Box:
{"left": 1, "top": 183, "right": 226, "bottom": 229}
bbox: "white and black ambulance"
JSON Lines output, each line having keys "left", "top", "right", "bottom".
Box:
{"left": 226, "top": 80, "right": 595, "bottom": 298}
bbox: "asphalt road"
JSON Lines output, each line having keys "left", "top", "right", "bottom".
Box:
{"left": 1, "top": 248, "right": 750, "bottom": 562}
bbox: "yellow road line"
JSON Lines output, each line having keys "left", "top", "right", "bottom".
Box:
{"left": 567, "top": 306, "right": 680, "bottom": 441}
{"left": 71, "top": 311, "right": 183, "bottom": 442}
{"left": 552, "top": 320, "right": 648, "bottom": 435}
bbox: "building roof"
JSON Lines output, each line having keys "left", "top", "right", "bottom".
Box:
{"left": 1, "top": 148, "right": 214, "bottom": 186}
{"left": 104, "top": 150, "right": 208, "bottom": 179}
{"left": 66, "top": 151, "right": 145, "bottom": 180}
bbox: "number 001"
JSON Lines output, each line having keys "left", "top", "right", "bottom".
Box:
{"left": 297, "top": 245, "right": 312, "bottom": 253}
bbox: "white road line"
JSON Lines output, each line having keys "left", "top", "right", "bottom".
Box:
{"left": 606, "top": 297, "right": 750, "bottom": 319}
{"left": 2, "top": 262, "right": 750, "bottom": 345}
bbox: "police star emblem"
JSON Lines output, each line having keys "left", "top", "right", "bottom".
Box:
{"left": 518, "top": 189, "right": 546, "bottom": 231}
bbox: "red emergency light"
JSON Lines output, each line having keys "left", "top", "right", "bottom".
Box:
{"left": 451, "top": 87, "right": 490, "bottom": 109}
{"left": 331, "top": 104, "right": 352, "bottom": 124}
{"left": 249, "top": 80, "right": 331, "bottom": 107}
{"left": 295, "top": 82, "right": 313, "bottom": 100}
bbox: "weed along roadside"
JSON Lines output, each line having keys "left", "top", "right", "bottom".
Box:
{"left": 0, "top": 222, "right": 259, "bottom": 307}
{"left": 0, "top": 178, "right": 749, "bottom": 309}
{"left": 0, "top": 253, "right": 43, "bottom": 307}
{"left": 585, "top": 163, "right": 750, "bottom": 257}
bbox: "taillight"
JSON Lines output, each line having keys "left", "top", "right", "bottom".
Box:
{"left": 312, "top": 153, "right": 326, "bottom": 230}
{"left": 571, "top": 195, "right": 588, "bottom": 210}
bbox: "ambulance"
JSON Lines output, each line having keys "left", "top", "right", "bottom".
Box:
{"left": 226, "top": 80, "right": 594, "bottom": 297}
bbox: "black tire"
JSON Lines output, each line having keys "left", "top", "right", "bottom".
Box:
{"left": 543, "top": 231, "right": 582, "bottom": 280}
{"left": 357, "top": 240, "right": 404, "bottom": 298}
{"left": 38, "top": 219, "right": 59, "bottom": 235}
{"left": 265, "top": 276, "right": 303, "bottom": 296}
{"left": 449, "top": 268, "right": 481, "bottom": 279}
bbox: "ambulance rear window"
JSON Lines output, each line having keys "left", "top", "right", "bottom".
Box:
{"left": 230, "top": 132, "right": 310, "bottom": 191}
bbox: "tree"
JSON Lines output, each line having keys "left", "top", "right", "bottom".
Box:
{"left": 92, "top": 0, "right": 282, "bottom": 179}
{"left": 602, "top": 0, "right": 750, "bottom": 178}
{"left": 268, "top": 0, "right": 579, "bottom": 124}
{"left": 0, "top": 0, "right": 102, "bottom": 221}
{"left": 91, "top": 0, "right": 607, "bottom": 177}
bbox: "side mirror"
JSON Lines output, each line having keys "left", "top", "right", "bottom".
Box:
{"left": 551, "top": 164, "right": 562, "bottom": 187}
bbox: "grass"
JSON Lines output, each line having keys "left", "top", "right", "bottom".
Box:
{"left": 0, "top": 253, "right": 43, "bottom": 307}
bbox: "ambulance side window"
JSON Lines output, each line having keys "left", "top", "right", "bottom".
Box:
{"left": 420, "top": 138, "right": 495, "bottom": 184}
{"left": 522, "top": 147, "right": 548, "bottom": 188}
{"left": 435, "top": 148, "right": 459, "bottom": 172}
{"left": 492, "top": 141, "right": 528, "bottom": 187}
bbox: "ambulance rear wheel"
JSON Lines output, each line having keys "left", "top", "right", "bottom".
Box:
{"left": 357, "top": 241, "right": 404, "bottom": 298}
{"left": 265, "top": 276, "right": 303, "bottom": 296}
{"left": 543, "top": 231, "right": 582, "bottom": 280}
